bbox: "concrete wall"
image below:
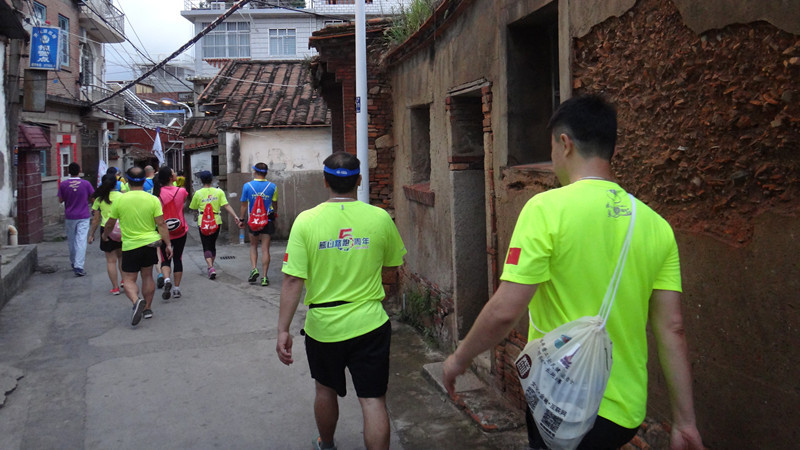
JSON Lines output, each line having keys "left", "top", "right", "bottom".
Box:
{"left": 0, "top": 42, "right": 11, "bottom": 224}
{"left": 385, "top": 0, "right": 799, "bottom": 447}
{"left": 42, "top": 178, "right": 61, "bottom": 227}
{"left": 229, "top": 127, "right": 332, "bottom": 239}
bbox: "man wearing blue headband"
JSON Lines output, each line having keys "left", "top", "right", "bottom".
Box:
{"left": 277, "top": 151, "right": 406, "bottom": 450}
{"left": 239, "top": 162, "right": 278, "bottom": 286}
{"left": 103, "top": 166, "right": 173, "bottom": 326}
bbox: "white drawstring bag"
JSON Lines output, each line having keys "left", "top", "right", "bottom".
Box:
{"left": 515, "top": 194, "right": 636, "bottom": 450}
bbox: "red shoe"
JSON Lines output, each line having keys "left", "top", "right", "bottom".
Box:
{"left": 110, "top": 288, "right": 121, "bottom": 295}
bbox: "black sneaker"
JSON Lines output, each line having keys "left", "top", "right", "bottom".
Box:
{"left": 143, "top": 309, "right": 153, "bottom": 319}
{"left": 157, "top": 273, "right": 164, "bottom": 289}
{"left": 162, "top": 279, "right": 172, "bottom": 300}
{"left": 248, "top": 268, "right": 259, "bottom": 283}
{"left": 131, "top": 299, "right": 146, "bottom": 326}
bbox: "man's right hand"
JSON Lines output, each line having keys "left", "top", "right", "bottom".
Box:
{"left": 670, "top": 424, "right": 703, "bottom": 450}
{"left": 276, "top": 331, "right": 293, "bottom": 366}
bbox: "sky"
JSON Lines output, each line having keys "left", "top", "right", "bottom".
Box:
{"left": 105, "top": 0, "right": 194, "bottom": 82}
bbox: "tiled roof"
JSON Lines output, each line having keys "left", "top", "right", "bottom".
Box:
{"left": 196, "top": 60, "right": 330, "bottom": 130}
{"left": 181, "top": 117, "right": 218, "bottom": 139}
{"left": 18, "top": 124, "right": 51, "bottom": 150}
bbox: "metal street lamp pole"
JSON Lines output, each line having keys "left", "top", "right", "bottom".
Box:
{"left": 355, "top": 0, "right": 368, "bottom": 203}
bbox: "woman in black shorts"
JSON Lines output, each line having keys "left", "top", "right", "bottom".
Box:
{"left": 89, "top": 174, "right": 123, "bottom": 295}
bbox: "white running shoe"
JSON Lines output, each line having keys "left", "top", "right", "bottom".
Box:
{"left": 172, "top": 287, "right": 181, "bottom": 299}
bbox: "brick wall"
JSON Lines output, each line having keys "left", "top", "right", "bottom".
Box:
{"left": 17, "top": 151, "right": 43, "bottom": 244}
{"left": 312, "top": 29, "right": 396, "bottom": 211}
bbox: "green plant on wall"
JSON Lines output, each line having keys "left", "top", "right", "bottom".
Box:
{"left": 399, "top": 288, "right": 437, "bottom": 335}
{"left": 385, "top": 0, "right": 436, "bottom": 46}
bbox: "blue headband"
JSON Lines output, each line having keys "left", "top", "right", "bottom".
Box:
{"left": 126, "top": 174, "right": 145, "bottom": 182}
{"left": 324, "top": 166, "right": 360, "bottom": 177}
{"left": 252, "top": 165, "right": 268, "bottom": 174}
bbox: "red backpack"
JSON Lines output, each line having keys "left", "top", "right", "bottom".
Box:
{"left": 247, "top": 182, "right": 272, "bottom": 231}
{"left": 200, "top": 202, "right": 219, "bottom": 236}
{"left": 160, "top": 189, "right": 186, "bottom": 239}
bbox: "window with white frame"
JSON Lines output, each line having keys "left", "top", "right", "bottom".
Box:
{"left": 32, "top": 2, "right": 46, "bottom": 24}
{"left": 81, "top": 43, "right": 94, "bottom": 86}
{"left": 59, "top": 145, "right": 72, "bottom": 177}
{"left": 269, "top": 28, "right": 296, "bottom": 56}
{"left": 40, "top": 150, "right": 48, "bottom": 177}
{"left": 58, "top": 15, "right": 69, "bottom": 68}
{"left": 202, "top": 22, "right": 250, "bottom": 58}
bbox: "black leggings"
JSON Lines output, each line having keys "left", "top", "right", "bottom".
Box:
{"left": 199, "top": 228, "right": 220, "bottom": 259}
{"left": 525, "top": 407, "right": 639, "bottom": 450}
{"left": 159, "top": 233, "right": 186, "bottom": 272}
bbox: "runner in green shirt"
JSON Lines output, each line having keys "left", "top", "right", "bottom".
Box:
{"left": 277, "top": 152, "right": 406, "bottom": 450}
{"left": 189, "top": 171, "right": 242, "bottom": 278}
{"left": 88, "top": 174, "right": 123, "bottom": 295}
{"left": 442, "top": 95, "right": 702, "bottom": 449}
{"left": 102, "top": 166, "right": 173, "bottom": 327}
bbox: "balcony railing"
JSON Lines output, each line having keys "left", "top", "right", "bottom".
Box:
{"left": 183, "top": 1, "right": 305, "bottom": 10}
{"left": 79, "top": 0, "right": 125, "bottom": 41}
{"left": 81, "top": 84, "right": 125, "bottom": 117}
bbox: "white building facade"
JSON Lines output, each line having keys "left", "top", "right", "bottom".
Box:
{"left": 181, "top": 0, "right": 410, "bottom": 77}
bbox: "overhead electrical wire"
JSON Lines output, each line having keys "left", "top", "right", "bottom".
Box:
{"left": 81, "top": 0, "right": 195, "bottom": 92}
{"left": 90, "top": 0, "right": 255, "bottom": 107}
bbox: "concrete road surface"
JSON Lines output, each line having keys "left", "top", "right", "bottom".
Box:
{"left": 0, "top": 224, "right": 526, "bottom": 449}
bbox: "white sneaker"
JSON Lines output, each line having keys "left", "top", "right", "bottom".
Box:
{"left": 172, "top": 287, "right": 181, "bottom": 299}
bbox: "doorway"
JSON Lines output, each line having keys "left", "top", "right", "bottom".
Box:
{"left": 448, "top": 89, "right": 489, "bottom": 339}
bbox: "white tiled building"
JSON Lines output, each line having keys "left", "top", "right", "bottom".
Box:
{"left": 181, "top": 0, "right": 410, "bottom": 77}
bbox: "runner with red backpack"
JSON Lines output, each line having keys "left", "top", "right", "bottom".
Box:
{"left": 239, "top": 162, "right": 278, "bottom": 286}
{"left": 153, "top": 167, "right": 189, "bottom": 300}
{"left": 190, "top": 171, "right": 242, "bottom": 279}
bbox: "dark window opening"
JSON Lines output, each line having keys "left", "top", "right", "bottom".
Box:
{"left": 410, "top": 105, "right": 431, "bottom": 184}
{"left": 507, "top": 2, "right": 559, "bottom": 165}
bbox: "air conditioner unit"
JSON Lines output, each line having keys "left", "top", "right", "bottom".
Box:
{"left": 210, "top": 2, "right": 226, "bottom": 10}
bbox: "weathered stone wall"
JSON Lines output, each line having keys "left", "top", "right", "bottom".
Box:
{"left": 569, "top": 1, "right": 799, "bottom": 447}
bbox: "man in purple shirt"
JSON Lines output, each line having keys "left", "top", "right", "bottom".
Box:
{"left": 58, "top": 162, "right": 94, "bottom": 276}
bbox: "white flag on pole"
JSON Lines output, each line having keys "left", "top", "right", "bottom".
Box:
{"left": 152, "top": 127, "right": 164, "bottom": 166}
{"left": 97, "top": 160, "right": 107, "bottom": 186}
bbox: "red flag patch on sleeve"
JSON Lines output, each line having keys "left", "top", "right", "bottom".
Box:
{"left": 283, "top": 253, "right": 289, "bottom": 263}
{"left": 506, "top": 247, "right": 521, "bottom": 265}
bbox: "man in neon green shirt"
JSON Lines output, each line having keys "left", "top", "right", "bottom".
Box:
{"left": 442, "top": 96, "right": 702, "bottom": 449}
{"left": 277, "top": 152, "right": 406, "bottom": 450}
{"left": 102, "top": 166, "right": 173, "bottom": 326}
{"left": 189, "top": 171, "right": 242, "bottom": 278}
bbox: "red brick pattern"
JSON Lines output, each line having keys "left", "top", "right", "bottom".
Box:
{"left": 573, "top": 0, "right": 800, "bottom": 245}
{"left": 17, "top": 152, "right": 44, "bottom": 244}
{"left": 309, "top": 20, "right": 396, "bottom": 211}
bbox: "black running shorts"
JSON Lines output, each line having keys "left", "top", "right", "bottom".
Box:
{"left": 121, "top": 246, "right": 158, "bottom": 273}
{"left": 305, "top": 320, "right": 391, "bottom": 398}
{"left": 99, "top": 226, "right": 122, "bottom": 252}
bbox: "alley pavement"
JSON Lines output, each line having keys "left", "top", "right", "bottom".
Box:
{"left": 0, "top": 222, "right": 527, "bottom": 449}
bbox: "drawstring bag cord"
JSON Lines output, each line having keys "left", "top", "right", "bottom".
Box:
{"left": 530, "top": 194, "right": 637, "bottom": 334}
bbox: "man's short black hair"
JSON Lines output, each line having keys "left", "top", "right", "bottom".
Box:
{"left": 68, "top": 162, "right": 80, "bottom": 177}
{"left": 548, "top": 95, "right": 618, "bottom": 161}
{"left": 126, "top": 166, "right": 146, "bottom": 187}
{"left": 199, "top": 171, "right": 213, "bottom": 184}
{"left": 323, "top": 152, "right": 360, "bottom": 194}
{"left": 253, "top": 162, "right": 268, "bottom": 175}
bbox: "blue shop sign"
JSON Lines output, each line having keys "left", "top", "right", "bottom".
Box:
{"left": 30, "top": 27, "right": 60, "bottom": 70}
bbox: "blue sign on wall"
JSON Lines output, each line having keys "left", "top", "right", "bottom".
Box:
{"left": 29, "top": 26, "right": 60, "bottom": 70}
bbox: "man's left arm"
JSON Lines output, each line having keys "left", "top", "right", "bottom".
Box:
{"left": 442, "top": 281, "right": 537, "bottom": 396}
{"left": 649, "top": 289, "right": 703, "bottom": 450}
